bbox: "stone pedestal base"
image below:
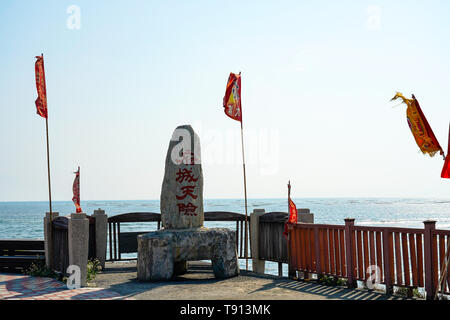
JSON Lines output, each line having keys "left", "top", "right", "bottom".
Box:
{"left": 137, "top": 228, "right": 239, "bottom": 281}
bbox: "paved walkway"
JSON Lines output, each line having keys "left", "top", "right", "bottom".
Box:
{"left": 1, "top": 263, "right": 411, "bottom": 300}
{"left": 0, "top": 273, "right": 128, "bottom": 300}
{"left": 93, "top": 261, "right": 408, "bottom": 300}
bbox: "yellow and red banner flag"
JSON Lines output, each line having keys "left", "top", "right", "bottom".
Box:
{"left": 284, "top": 181, "right": 298, "bottom": 237}
{"left": 442, "top": 124, "right": 450, "bottom": 179}
{"left": 34, "top": 55, "right": 48, "bottom": 119}
{"left": 72, "top": 167, "right": 82, "bottom": 213}
{"left": 223, "top": 72, "right": 242, "bottom": 122}
{"left": 391, "top": 93, "right": 444, "bottom": 158}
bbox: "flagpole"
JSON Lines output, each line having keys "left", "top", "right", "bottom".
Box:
{"left": 240, "top": 120, "right": 249, "bottom": 270}
{"left": 287, "top": 180, "right": 292, "bottom": 278}
{"left": 435, "top": 123, "right": 450, "bottom": 299}
{"left": 42, "top": 53, "right": 52, "bottom": 214}
{"left": 288, "top": 180, "right": 291, "bottom": 200}
{"left": 45, "top": 117, "right": 52, "bottom": 214}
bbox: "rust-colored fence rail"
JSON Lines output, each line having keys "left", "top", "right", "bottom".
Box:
{"left": 107, "top": 211, "right": 250, "bottom": 261}
{"left": 288, "top": 219, "right": 450, "bottom": 299}
{"left": 290, "top": 224, "right": 347, "bottom": 278}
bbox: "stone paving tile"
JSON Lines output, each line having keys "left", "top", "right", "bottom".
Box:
{"left": 0, "top": 273, "right": 131, "bottom": 300}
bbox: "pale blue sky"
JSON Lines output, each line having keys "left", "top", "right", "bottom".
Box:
{"left": 0, "top": 0, "right": 449, "bottom": 201}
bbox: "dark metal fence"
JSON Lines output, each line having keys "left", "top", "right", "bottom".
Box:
{"left": 259, "top": 212, "right": 289, "bottom": 263}
{"left": 0, "top": 239, "right": 45, "bottom": 273}
{"left": 52, "top": 217, "right": 69, "bottom": 273}
{"left": 51, "top": 215, "right": 96, "bottom": 274}
{"left": 107, "top": 211, "right": 251, "bottom": 261}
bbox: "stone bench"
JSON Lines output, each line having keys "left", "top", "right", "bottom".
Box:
{"left": 137, "top": 228, "right": 239, "bottom": 281}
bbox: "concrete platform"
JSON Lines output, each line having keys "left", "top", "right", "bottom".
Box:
{"left": 93, "top": 261, "right": 407, "bottom": 300}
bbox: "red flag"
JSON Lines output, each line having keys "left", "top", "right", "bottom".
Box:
{"left": 284, "top": 181, "right": 298, "bottom": 237}
{"left": 34, "top": 55, "right": 48, "bottom": 119}
{"left": 72, "top": 167, "right": 82, "bottom": 213}
{"left": 391, "top": 93, "right": 444, "bottom": 157}
{"left": 223, "top": 72, "right": 242, "bottom": 122}
{"left": 442, "top": 124, "right": 450, "bottom": 179}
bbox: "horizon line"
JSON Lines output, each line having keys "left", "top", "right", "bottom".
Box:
{"left": 1, "top": 196, "right": 450, "bottom": 203}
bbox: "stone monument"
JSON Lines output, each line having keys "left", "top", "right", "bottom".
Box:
{"left": 137, "top": 125, "right": 239, "bottom": 281}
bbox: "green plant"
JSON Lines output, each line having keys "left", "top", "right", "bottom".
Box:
{"left": 318, "top": 275, "right": 346, "bottom": 287}
{"left": 394, "top": 287, "right": 409, "bottom": 297}
{"left": 335, "top": 278, "right": 347, "bottom": 286}
{"left": 413, "top": 288, "right": 424, "bottom": 299}
{"left": 25, "top": 259, "right": 101, "bottom": 284}
{"left": 87, "top": 258, "right": 101, "bottom": 282}
{"left": 24, "top": 261, "right": 60, "bottom": 280}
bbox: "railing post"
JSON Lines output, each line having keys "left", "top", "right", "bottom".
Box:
{"left": 382, "top": 228, "right": 393, "bottom": 295}
{"left": 93, "top": 208, "right": 108, "bottom": 269}
{"left": 423, "top": 220, "right": 436, "bottom": 300}
{"left": 288, "top": 230, "right": 296, "bottom": 279}
{"left": 44, "top": 211, "right": 59, "bottom": 269}
{"left": 314, "top": 225, "right": 322, "bottom": 276}
{"left": 250, "top": 209, "right": 266, "bottom": 274}
{"left": 68, "top": 213, "right": 89, "bottom": 287}
{"left": 344, "top": 218, "right": 356, "bottom": 288}
{"left": 298, "top": 209, "right": 314, "bottom": 223}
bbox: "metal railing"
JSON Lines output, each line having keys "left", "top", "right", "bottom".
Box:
{"left": 107, "top": 211, "right": 251, "bottom": 261}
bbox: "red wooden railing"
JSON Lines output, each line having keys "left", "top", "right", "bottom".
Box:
{"left": 288, "top": 219, "right": 450, "bottom": 299}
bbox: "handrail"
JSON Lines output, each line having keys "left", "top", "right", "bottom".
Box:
{"left": 107, "top": 211, "right": 249, "bottom": 223}
{"left": 288, "top": 218, "right": 450, "bottom": 299}
{"left": 106, "top": 211, "right": 251, "bottom": 261}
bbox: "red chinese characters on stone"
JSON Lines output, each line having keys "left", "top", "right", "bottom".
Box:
{"left": 176, "top": 168, "right": 198, "bottom": 183}
{"left": 175, "top": 167, "right": 198, "bottom": 216}
{"left": 176, "top": 186, "right": 197, "bottom": 200}
{"left": 177, "top": 202, "right": 198, "bottom": 216}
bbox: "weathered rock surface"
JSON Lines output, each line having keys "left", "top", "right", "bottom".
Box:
{"left": 137, "top": 228, "right": 239, "bottom": 281}
{"left": 138, "top": 124, "right": 239, "bottom": 282}
{"left": 160, "top": 125, "right": 204, "bottom": 229}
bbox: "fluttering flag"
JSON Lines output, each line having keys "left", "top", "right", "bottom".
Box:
{"left": 223, "top": 72, "right": 242, "bottom": 122}
{"left": 442, "top": 124, "right": 450, "bottom": 179}
{"left": 223, "top": 71, "right": 249, "bottom": 269}
{"left": 72, "top": 167, "right": 82, "bottom": 213}
{"left": 283, "top": 181, "right": 298, "bottom": 238}
{"left": 391, "top": 93, "right": 444, "bottom": 158}
{"left": 34, "top": 55, "right": 48, "bottom": 119}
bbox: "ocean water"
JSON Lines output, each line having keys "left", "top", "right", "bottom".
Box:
{"left": 1, "top": 198, "right": 450, "bottom": 276}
